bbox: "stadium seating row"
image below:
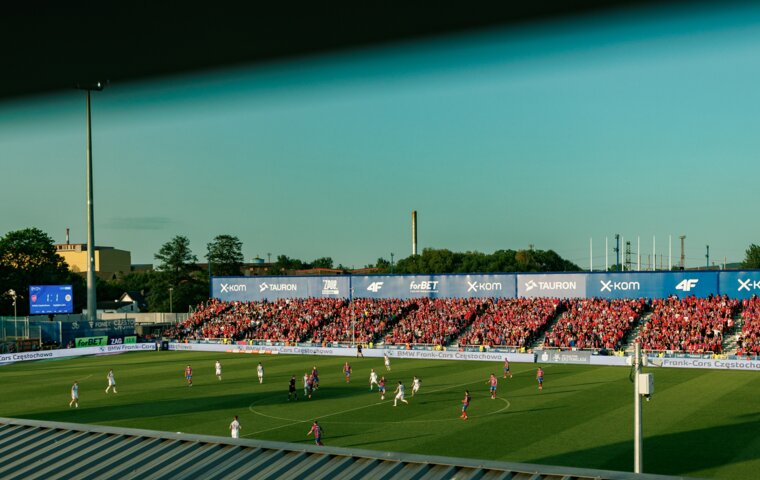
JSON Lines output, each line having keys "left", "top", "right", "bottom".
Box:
{"left": 169, "top": 295, "right": 752, "bottom": 354}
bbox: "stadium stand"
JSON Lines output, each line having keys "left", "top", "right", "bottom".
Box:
{"left": 168, "top": 298, "right": 345, "bottom": 342}
{"left": 382, "top": 297, "right": 482, "bottom": 346}
{"left": 637, "top": 295, "right": 739, "bottom": 353}
{"left": 543, "top": 298, "right": 645, "bottom": 350}
{"left": 310, "top": 298, "right": 414, "bottom": 344}
{"left": 169, "top": 295, "right": 754, "bottom": 355}
{"left": 736, "top": 296, "right": 760, "bottom": 356}
{"left": 460, "top": 297, "right": 560, "bottom": 348}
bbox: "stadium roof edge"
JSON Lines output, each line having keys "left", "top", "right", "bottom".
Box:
{"left": 0, "top": 417, "right": 701, "bottom": 480}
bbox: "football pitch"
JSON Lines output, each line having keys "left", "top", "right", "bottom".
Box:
{"left": 1, "top": 351, "right": 758, "bottom": 479}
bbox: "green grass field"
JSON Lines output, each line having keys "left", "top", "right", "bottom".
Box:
{"left": 1, "top": 351, "right": 758, "bottom": 479}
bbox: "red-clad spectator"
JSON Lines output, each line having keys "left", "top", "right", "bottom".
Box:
{"left": 544, "top": 298, "right": 645, "bottom": 350}
{"left": 461, "top": 298, "right": 560, "bottom": 348}
{"left": 736, "top": 296, "right": 760, "bottom": 357}
{"left": 311, "top": 298, "right": 414, "bottom": 344}
{"left": 637, "top": 295, "right": 739, "bottom": 354}
{"left": 383, "top": 298, "right": 482, "bottom": 346}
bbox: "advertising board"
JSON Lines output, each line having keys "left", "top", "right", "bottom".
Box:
{"left": 718, "top": 271, "right": 760, "bottom": 300}
{"left": 351, "top": 274, "right": 516, "bottom": 299}
{"left": 211, "top": 276, "right": 350, "bottom": 301}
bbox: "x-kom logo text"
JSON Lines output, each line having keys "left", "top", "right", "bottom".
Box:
{"left": 738, "top": 279, "right": 760, "bottom": 291}
{"left": 467, "top": 281, "right": 502, "bottom": 292}
{"left": 220, "top": 284, "right": 247, "bottom": 293}
{"left": 600, "top": 280, "right": 640, "bottom": 292}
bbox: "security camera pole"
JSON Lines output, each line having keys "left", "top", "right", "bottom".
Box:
{"left": 76, "top": 81, "right": 104, "bottom": 324}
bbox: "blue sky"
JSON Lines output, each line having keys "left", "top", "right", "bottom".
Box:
{"left": 2, "top": 2, "right": 759, "bottom": 270}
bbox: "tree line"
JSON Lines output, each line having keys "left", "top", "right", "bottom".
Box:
{"left": 2, "top": 227, "right": 758, "bottom": 316}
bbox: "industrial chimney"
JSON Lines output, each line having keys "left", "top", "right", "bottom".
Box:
{"left": 66, "top": 227, "right": 70, "bottom": 244}
{"left": 412, "top": 210, "right": 418, "bottom": 256}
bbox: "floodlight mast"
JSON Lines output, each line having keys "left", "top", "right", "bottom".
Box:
{"left": 76, "top": 81, "right": 105, "bottom": 324}
{"left": 634, "top": 342, "right": 643, "bottom": 473}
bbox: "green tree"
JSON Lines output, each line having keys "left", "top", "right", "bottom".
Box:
{"left": 0, "top": 228, "right": 84, "bottom": 315}
{"left": 207, "top": 234, "right": 244, "bottom": 276}
{"left": 310, "top": 257, "right": 334, "bottom": 269}
{"left": 743, "top": 244, "right": 760, "bottom": 269}
{"left": 155, "top": 236, "right": 198, "bottom": 286}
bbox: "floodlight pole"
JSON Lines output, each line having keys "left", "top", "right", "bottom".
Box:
{"left": 634, "top": 342, "right": 643, "bottom": 473}
{"left": 351, "top": 287, "right": 355, "bottom": 346}
{"left": 78, "top": 82, "right": 104, "bottom": 324}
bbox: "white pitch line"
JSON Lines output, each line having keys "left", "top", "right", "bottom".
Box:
{"left": 244, "top": 378, "right": 502, "bottom": 436}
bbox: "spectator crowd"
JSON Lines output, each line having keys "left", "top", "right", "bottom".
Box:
{"left": 637, "top": 295, "right": 739, "bottom": 353}
{"left": 736, "top": 296, "right": 760, "bottom": 357}
{"left": 544, "top": 298, "right": 645, "bottom": 350}
{"left": 164, "top": 294, "right": 758, "bottom": 355}
{"left": 461, "top": 298, "right": 560, "bottom": 348}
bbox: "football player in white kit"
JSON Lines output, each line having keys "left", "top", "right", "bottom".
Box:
{"left": 384, "top": 353, "right": 391, "bottom": 371}
{"left": 229, "top": 415, "right": 241, "bottom": 438}
{"left": 105, "top": 369, "right": 117, "bottom": 393}
{"left": 393, "top": 381, "right": 408, "bottom": 406}
{"left": 412, "top": 376, "right": 421, "bottom": 396}
{"left": 69, "top": 381, "right": 79, "bottom": 408}
{"left": 215, "top": 361, "right": 222, "bottom": 381}
{"left": 257, "top": 362, "right": 264, "bottom": 384}
{"left": 369, "top": 368, "right": 379, "bottom": 391}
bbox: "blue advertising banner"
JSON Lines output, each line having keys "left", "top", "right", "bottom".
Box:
{"left": 211, "top": 276, "right": 351, "bottom": 302}
{"left": 719, "top": 271, "right": 760, "bottom": 299}
{"left": 351, "top": 274, "right": 516, "bottom": 299}
{"left": 516, "top": 274, "right": 587, "bottom": 298}
{"left": 29, "top": 285, "right": 73, "bottom": 315}
{"left": 586, "top": 271, "right": 719, "bottom": 299}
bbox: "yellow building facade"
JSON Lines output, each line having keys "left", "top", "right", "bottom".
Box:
{"left": 55, "top": 244, "right": 132, "bottom": 280}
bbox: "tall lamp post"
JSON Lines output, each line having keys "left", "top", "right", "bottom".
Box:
{"left": 77, "top": 81, "right": 104, "bottom": 324}
{"left": 390, "top": 253, "right": 394, "bottom": 273}
{"left": 169, "top": 287, "right": 174, "bottom": 314}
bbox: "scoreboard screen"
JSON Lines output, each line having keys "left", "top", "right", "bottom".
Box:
{"left": 29, "top": 285, "right": 73, "bottom": 314}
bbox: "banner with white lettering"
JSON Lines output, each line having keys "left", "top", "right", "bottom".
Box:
{"left": 536, "top": 349, "right": 592, "bottom": 364}
{"left": 211, "top": 276, "right": 351, "bottom": 301}
{"left": 719, "top": 271, "right": 760, "bottom": 300}
{"left": 351, "top": 274, "right": 516, "bottom": 299}
{"left": 587, "top": 272, "right": 719, "bottom": 299}
{"left": 0, "top": 343, "right": 156, "bottom": 364}
{"left": 517, "top": 274, "right": 587, "bottom": 299}
{"left": 168, "top": 343, "right": 535, "bottom": 363}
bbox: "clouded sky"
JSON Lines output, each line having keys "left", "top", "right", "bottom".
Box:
{"left": 2, "top": 2, "right": 759, "bottom": 270}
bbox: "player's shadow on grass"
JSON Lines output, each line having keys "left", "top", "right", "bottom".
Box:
{"left": 526, "top": 418, "right": 760, "bottom": 476}
{"left": 347, "top": 432, "right": 434, "bottom": 448}
{"left": 508, "top": 389, "right": 578, "bottom": 398}
{"left": 22, "top": 391, "right": 277, "bottom": 424}
{"left": 248, "top": 385, "right": 389, "bottom": 407}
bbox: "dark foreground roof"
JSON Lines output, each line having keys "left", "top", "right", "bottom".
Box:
{"left": 0, "top": 417, "right": 699, "bottom": 480}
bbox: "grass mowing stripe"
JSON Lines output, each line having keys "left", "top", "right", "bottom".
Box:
{"left": 1, "top": 351, "right": 758, "bottom": 479}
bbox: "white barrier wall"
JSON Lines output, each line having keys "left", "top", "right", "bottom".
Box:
{"left": 652, "top": 357, "right": 760, "bottom": 371}
{"left": 168, "top": 343, "right": 536, "bottom": 363}
{"left": 0, "top": 343, "right": 156, "bottom": 364}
